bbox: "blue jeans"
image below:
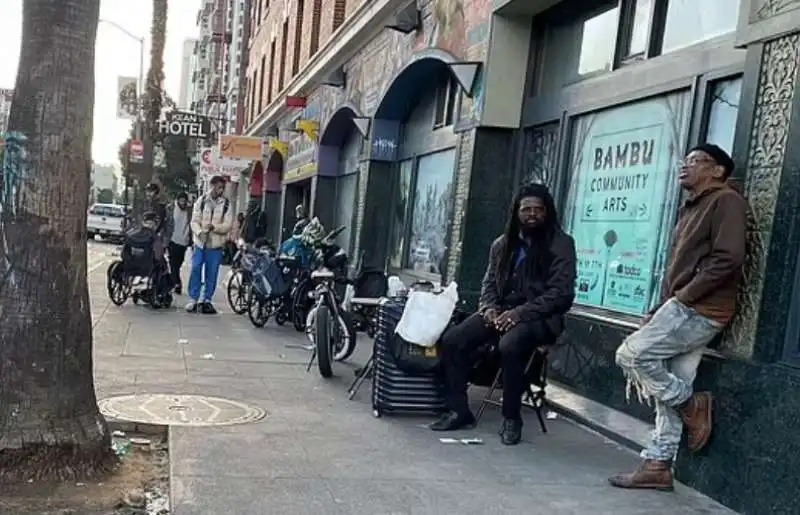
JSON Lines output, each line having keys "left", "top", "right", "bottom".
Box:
{"left": 615, "top": 298, "right": 723, "bottom": 462}
{"left": 188, "top": 246, "right": 223, "bottom": 303}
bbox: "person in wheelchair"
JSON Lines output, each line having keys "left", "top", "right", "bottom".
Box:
{"left": 430, "top": 183, "right": 577, "bottom": 445}
{"left": 121, "top": 211, "right": 172, "bottom": 304}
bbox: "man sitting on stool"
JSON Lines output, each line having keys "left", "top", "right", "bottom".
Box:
{"left": 430, "top": 183, "right": 577, "bottom": 445}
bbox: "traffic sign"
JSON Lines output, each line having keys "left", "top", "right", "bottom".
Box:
{"left": 129, "top": 139, "right": 144, "bottom": 163}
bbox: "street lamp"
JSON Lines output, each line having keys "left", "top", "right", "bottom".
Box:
{"left": 99, "top": 19, "right": 144, "bottom": 113}
{"left": 99, "top": 19, "right": 145, "bottom": 210}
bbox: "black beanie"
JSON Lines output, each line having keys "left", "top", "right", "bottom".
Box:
{"left": 689, "top": 143, "right": 735, "bottom": 177}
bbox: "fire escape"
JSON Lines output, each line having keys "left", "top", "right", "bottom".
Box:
{"left": 206, "top": 0, "right": 232, "bottom": 141}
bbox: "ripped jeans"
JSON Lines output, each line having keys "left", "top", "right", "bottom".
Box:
{"left": 615, "top": 298, "right": 723, "bottom": 462}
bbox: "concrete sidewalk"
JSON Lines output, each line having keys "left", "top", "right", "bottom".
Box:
{"left": 89, "top": 260, "right": 737, "bottom": 515}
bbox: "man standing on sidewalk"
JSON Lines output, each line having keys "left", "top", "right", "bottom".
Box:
{"left": 609, "top": 144, "right": 747, "bottom": 491}
{"left": 187, "top": 176, "right": 233, "bottom": 314}
{"left": 168, "top": 192, "right": 192, "bottom": 295}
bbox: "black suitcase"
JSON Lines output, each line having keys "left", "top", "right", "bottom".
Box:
{"left": 371, "top": 296, "right": 447, "bottom": 417}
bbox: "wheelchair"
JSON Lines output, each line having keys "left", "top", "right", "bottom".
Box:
{"left": 106, "top": 257, "right": 174, "bottom": 309}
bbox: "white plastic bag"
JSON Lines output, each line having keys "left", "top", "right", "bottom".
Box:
{"left": 395, "top": 282, "right": 459, "bottom": 347}
{"left": 387, "top": 275, "right": 406, "bottom": 297}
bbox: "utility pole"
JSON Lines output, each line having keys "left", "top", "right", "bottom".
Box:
{"left": 100, "top": 19, "right": 145, "bottom": 211}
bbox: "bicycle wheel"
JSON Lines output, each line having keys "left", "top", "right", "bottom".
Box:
{"left": 315, "top": 304, "right": 334, "bottom": 378}
{"left": 333, "top": 310, "right": 358, "bottom": 362}
{"left": 291, "top": 277, "right": 313, "bottom": 332}
{"left": 247, "top": 288, "right": 271, "bottom": 328}
{"left": 227, "top": 270, "right": 250, "bottom": 315}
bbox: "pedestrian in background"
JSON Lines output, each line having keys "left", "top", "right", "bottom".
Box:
{"left": 169, "top": 192, "right": 192, "bottom": 295}
{"left": 144, "top": 182, "right": 173, "bottom": 259}
{"left": 186, "top": 176, "right": 233, "bottom": 315}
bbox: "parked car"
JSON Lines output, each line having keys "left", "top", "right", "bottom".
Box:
{"left": 87, "top": 203, "right": 127, "bottom": 242}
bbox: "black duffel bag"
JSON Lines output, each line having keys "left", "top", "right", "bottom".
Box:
{"left": 389, "top": 302, "right": 469, "bottom": 375}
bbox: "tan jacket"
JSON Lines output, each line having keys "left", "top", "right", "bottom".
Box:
{"left": 190, "top": 194, "right": 234, "bottom": 249}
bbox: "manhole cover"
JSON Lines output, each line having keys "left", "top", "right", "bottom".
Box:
{"left": 98, "top": 394, "right": 266, "bottom": 426}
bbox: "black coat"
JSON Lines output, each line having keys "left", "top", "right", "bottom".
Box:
{"left": 478, "top": 229, "right": 577, "bottom": 335}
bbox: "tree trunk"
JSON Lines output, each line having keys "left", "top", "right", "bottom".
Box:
{"left": 146, "top": 0, "right": 168, "bottom": 141}
{"left": 0, "top": 0, "right": 116, "bottom": 482}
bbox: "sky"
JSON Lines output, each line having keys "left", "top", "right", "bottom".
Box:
{"left": 0, "top": 0, "right": 202, "bottom": 165}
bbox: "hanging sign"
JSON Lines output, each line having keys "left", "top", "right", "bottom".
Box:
{"left": 158, "top": 111, "right": 211, "bottom": 138}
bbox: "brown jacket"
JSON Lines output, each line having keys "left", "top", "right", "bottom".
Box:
{"left": 658, "top": 183, "right": 747, "bottom": 324}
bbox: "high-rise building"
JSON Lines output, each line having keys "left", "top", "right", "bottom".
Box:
{"left": 178, "top": 38, "right": 197, "bottom": 109}
{"left": 190, "top": 0, "right": 229, "bottom": 135}
{"left": 223, "top": 0, "right": 246, "bottom": 135}
{"left": 189, "top": 0, "right": 246, "bottom": 134}
{"left": 189, "top": 0, "right": 215, "bottom": 118}
{"left": 90, "top": 163, "right": 119, "bottom": 203}
{"left": 0, "top": 88, "right": 14, "bottom": 133}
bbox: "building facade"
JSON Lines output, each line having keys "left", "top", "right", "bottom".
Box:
{"left": 244, "top": 0, "right": 492, "bottom": 263}
{"left": 223, "top": 0, "right": 247, "bottom": 135}
{"left": 90, "top": 163, "right": 119, "bottom": 203}
{"left": 238, "top": 0, "right": 800, "bottom": 511}
{"left": 470, "top": 0, "right": 800, "bottom": 513}
{"left": 178, "top": 38, "right": 197, "bottom": 110}
{"left": 191, "top": 0, "right": 229, "bottom": 130}
{"left": 0, "top": 88, "right": 13, "bottom": 133}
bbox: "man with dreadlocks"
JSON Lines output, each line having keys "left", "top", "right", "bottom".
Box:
{"left": 431, "top": 183, "right": 577, "bottom": 445}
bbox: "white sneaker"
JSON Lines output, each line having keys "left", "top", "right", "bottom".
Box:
{"left": 185, "top": 301, "right": 198, "bottom": 313}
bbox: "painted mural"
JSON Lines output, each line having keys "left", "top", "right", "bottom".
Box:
{"left": 308, "top": 0, "right": 492, "bottom": 134}
{"left": 0, "top": 131, "right": 27, "bottom": 290}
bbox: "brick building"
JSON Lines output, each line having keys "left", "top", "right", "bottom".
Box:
{"left": 243, "top": 0, "right": 492, "bottom": 285}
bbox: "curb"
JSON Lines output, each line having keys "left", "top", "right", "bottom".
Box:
{"left": 543, "top": 382, "right": 649, "bottom": 453}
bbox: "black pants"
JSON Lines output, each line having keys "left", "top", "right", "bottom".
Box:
{"left": 168, "top": 242, "right": 188, "bottom": 289}
{"left": 440, "top": 312, "right": 550, "bottom": 421}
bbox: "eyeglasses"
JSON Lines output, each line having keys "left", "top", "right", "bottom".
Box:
{"left": 678, "top": 157, "right": 717, "bottom": 168}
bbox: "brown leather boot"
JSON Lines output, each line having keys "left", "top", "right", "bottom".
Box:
{"left": 680, "top": 391, "right": 713, "bottom": 452}
{"left": 608, "top": 460, "right": 674, "bottom": 491}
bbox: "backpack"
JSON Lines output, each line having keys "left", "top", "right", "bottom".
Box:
{"left": 200, "top": 195, "right": 230, "bottom": 219}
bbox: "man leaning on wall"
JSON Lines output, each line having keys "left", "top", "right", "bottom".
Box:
{"left": 609, "top": 143, "right": 747, "bottom": 491}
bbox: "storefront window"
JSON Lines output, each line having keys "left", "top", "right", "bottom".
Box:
{"left": 407, "top": 149, "right": 456, "bottom": 276}
{"left": 661, "top": 0, "right": 740, "bottom": 54}
{"left": 389, "top": 159, "right": 413, "bottom": 269}
{"left": 564, "top": 91, "right": 692, "bottom": 315}
{"left": 578, "top": 7, "right": 619, "bottom": 75}
{"left": 539, "top": 2, "right": 619, "bottom": 93}
{"left": 334, "top": 135, "right": 361, "bottom": 253}
{"left": 705, "top": 77, "right": 742, "bottom": 155}
{"left": 626, "top": 0, "right": 653, "bottom": 58}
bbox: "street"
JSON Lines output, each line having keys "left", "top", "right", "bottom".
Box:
{"left": 87, "top": 241, "right": 736, "bottom": 515}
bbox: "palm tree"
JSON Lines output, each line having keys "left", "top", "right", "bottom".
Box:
{"left": 146, "top": 0, "right": 168, "bottom": 141}
{"left": 0, "top": 0, "right": 116, "bottom": 481}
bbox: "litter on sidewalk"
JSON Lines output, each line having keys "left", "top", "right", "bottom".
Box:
{"left": 439, "top": 438, "right": 484, "bottom": 445}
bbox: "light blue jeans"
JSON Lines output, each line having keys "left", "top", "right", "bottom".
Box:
{"left": 615, "top": 298, "right": 723, "bottom": 462}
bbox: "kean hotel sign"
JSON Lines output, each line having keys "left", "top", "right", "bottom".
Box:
{"left": 159, "top": 111, "right": 212, "bottom": 138}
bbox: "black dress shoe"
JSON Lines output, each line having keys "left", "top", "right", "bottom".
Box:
{"left": 429, "top": 411, "right": 476, "bottom": 431}
{"left": 500, "top": 418, "right": 523, "bottom": 445}
{"left": 200, "top": 302, "right": 218, "bottom": 315}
